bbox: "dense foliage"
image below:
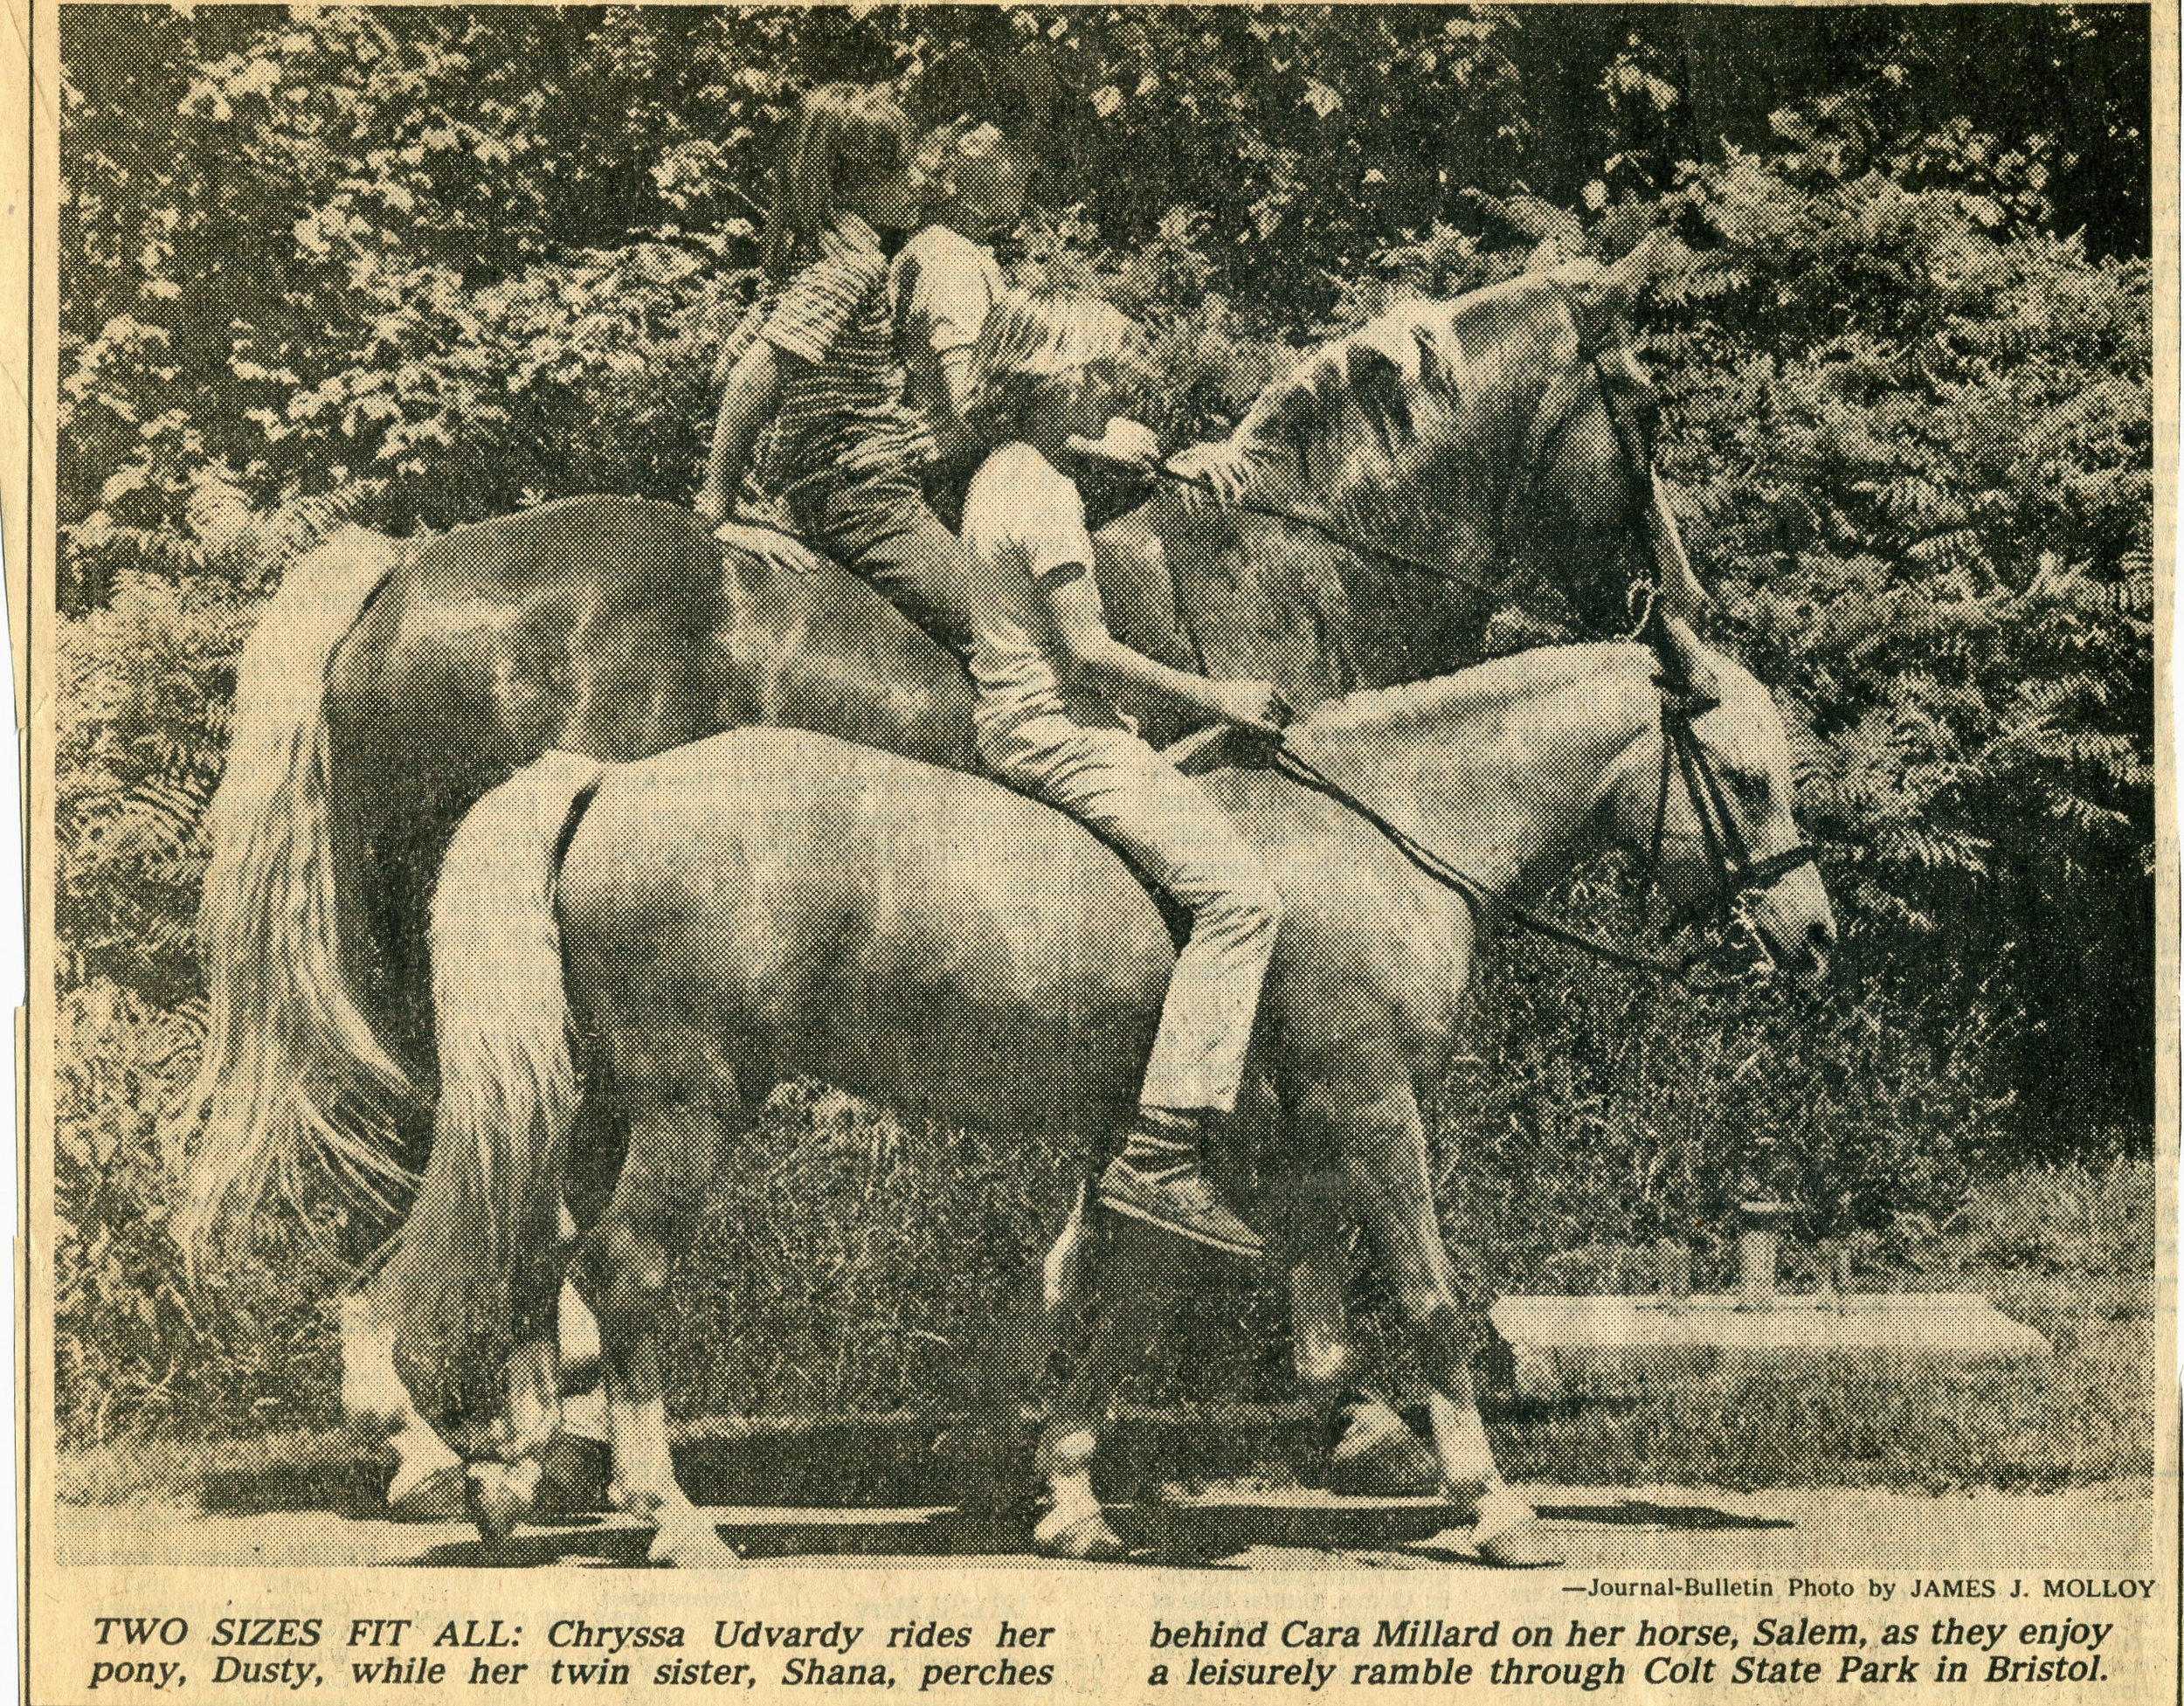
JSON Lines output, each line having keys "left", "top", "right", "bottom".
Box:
{"left": 53, "top": 6, "right": 2153, "bottom": 1442}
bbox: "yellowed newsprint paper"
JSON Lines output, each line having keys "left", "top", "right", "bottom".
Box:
{"left": 8, "top": 3, "right": 2178, "bottom": 1704}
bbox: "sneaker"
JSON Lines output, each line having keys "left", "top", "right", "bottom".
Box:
{"left": 1097, "top": 1157, "right": 1266, "bottom": 1261}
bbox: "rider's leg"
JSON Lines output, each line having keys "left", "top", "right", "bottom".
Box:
{"left": 792, "top": 472, "right": 985, "bottom": 660}
{"left": 987, "top": 723, "right": 1280, "bottom": 1258}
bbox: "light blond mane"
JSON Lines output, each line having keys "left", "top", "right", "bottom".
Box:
{"left": 1296, "top": 639, "right": 1654, "bottom": 742}
{"left": 1220, "top": 273, "right": 1579, "bottom": 528}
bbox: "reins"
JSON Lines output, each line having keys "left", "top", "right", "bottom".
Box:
{"left": 1264, "top": 669, "right": 1818, "bottom": 991}
{"left": 1120, "top": 348, "right": 1663, "bottom": 611}
{"left": 1136, "top": 459, "right": 1506, "bottom": 598}
{"left": 1266, "top": 736, "right": 1714, "bottom": 984}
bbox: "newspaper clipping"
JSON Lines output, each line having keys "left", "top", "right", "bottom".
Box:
{"left": 13, "top": 4, "right": 2177, "bottom": 1704}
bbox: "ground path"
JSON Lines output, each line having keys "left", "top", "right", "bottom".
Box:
{"left": 58, "top": 1483, "right": 2157, "bottom": 1571}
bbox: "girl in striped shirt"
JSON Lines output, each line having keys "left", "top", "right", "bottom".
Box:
{"left": 694, "top": 83, "right": 973, "bottom": 652}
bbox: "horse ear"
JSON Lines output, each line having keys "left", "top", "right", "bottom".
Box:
{"left": 1657, "top": 614, "right": 1723, "bottom": 706}
{"left": 1585, "top": 225, "right": 1671, "bottom": 319}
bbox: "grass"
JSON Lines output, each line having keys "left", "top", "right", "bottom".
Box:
{"left": 58, "top": 1162, "right": 2158, "bottom": 1511}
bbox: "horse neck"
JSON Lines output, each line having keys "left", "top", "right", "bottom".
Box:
{"left": 1286, "top": 642, "right": 1657, "bottom": 902}
{"left": 1206, "top": 283, "right": 1594, "bottom": 692}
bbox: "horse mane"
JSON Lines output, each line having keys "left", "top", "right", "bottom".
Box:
{"left": 1296, "top": 638, "right": 1655, "bottom": 742}
{"left": 1219, "top": 273, "right": 1579, "bottom": 528}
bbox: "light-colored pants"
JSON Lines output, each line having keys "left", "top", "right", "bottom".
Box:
{"left": 982, "top": 715, "right": 1282, "bottom": 1116}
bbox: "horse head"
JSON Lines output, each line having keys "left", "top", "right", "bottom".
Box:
{"left": 1181, "top": 250, "right": 1699, "bottom": 675}
{"left": 1614, "top": 618, "right": 1836, "bottom": 989}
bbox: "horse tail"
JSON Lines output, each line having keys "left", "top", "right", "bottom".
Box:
{"left": 176, "top": 527, "right": 418, "bottom": 1278}
{"left": 380, "top": 751, "right": 606, "bottom": 1433}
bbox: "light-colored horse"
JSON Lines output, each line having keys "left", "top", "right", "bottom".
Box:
{"left": 382, "top": 624, "right": 1832, "bottom": 1565}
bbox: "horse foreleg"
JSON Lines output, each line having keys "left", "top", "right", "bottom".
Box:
{"left": 577, "top": 1095, "right": 737, "bottom": 1568}
{"left": 1322, "top": 1077, "right": 1560, "bottom": 1565}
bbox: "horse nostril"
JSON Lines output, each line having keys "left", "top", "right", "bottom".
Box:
{"left": 1808, "top": 919, "right": 1836, "bottom": 957}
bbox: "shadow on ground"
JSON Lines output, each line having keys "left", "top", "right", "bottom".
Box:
{"left": 390, "top": 1493, "right": 1790, "bottom": 1571}
{"left": 196, "top": 1408, "right": 1365, "bottom": 1519}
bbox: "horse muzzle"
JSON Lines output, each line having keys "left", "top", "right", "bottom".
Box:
{"left": 1747, "top": 864, "right": 1836, "bottom": 990}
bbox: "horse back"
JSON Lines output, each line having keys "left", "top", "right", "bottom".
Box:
{"left": 555, "top": 729, "right": 1170, "bottom": 1130}
{"left": 330, "top": 495, "right": 727, "bottom": 767}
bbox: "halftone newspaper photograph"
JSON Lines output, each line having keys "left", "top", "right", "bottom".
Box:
{"left": 9, "top": 4, "right": 2176, "bottom": 1703}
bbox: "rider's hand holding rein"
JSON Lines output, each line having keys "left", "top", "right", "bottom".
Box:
{"left": 1214, "top": 680, "right": 1294, "bottom": 739}
{"left": 1162, "top": 438, "right": 1257, "bottom": 510}
{"left": 1067, "top": 416, "right": 1257, "bottom": 515}
{"left": 1064, "top": 417, "right": 1162, "bottom": 472}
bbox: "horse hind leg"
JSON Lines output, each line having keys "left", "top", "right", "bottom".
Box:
{"left": 464, "top": 1359, "right": 549, "bottom": 1552}
{"left": 346, "top": 1215, "right": 606, "bottom": 1522}
{"left": 1031, "top": 1217, "right": 1193, "bottom": 1562}
{"left": 575, "top": 1078, "right": 739, "bottom": 1568}
{"left": 1284, "top": 1217, "right": 1440, "bottom": 1499}
{"left": 1030, "top": 1306, "right": 1134, "bottom": 1563}
{"left": 342, "top": 1285, "right": 467, "bottom": 1520}
{"left": 938, "top": 1176, "right": 1097, "bottom": 1503}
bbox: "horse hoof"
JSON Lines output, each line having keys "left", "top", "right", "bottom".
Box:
{"left": 1470, "top": 1488, "right": 1563, "bottom": 1568}
{"left": 384, "top": 1463, "right": 468, "bottom": 1524}
{"left": 649, "top": 1523, "right": 740, "bottom": 1569}
{"left": 1326, "top": 1400, "right": 1441, "bottom": 1497}
{"left": 536, "top": 1435, "right": 613, "bottom": 1516}
{"left": 466, "top": 1461, "right": 542, "bottom": 1549}
{"left": 1032, "top": 1508, "right": 1127, "bottom": 1562}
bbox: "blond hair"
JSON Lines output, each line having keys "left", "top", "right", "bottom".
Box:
{"left": 764, "top": 83, "right": 917, "bottom": 278}
{"left": 967, "top": 288, "right": 1138, "bottom": 445}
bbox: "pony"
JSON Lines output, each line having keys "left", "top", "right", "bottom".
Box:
{"left": 381, "top": 620, "right": 1833, "bottom": 1566}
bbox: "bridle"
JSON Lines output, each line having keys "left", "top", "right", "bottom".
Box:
{"left": 1267, "top": 647, "right": 1816, "bottom": 988}
{"left": 1641, "top": 662, "right": 1820, "bottom": 936}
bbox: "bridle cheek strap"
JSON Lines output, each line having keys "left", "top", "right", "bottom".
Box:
{"left": 1646, "top": 686, "right": 1819, "bottom": 931}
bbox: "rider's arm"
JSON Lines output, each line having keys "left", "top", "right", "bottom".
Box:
{"left": 699, "top": 225, "right": 886, "bottom": 525}
{"left": 895, "top": 231, "right": 999, "bottom": 464}
{"left": 1040, "top": 569, "right": 1282, "bottom": 733}
{"left": 695, "top": 337, "right": 797, "bottom": 525}
{"left": 930, "top": 349, "right": 980, "bottom": 462}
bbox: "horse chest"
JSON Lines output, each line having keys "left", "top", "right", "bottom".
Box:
{"left": 1265, "top": 858, "right": 1471, "bottom": 1070}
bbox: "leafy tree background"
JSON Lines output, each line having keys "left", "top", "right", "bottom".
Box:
{"left": 54, "top": 5, "right": 2153, "bottom": 1445}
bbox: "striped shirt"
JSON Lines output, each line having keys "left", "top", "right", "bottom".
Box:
{"left": 719, "top": 213, "right": 933, "bottom": 495}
